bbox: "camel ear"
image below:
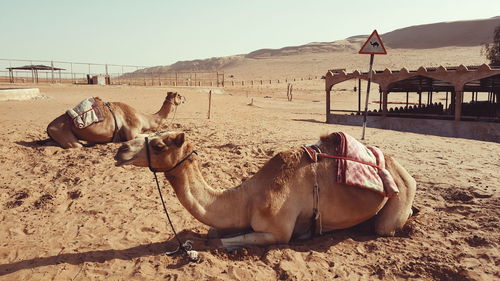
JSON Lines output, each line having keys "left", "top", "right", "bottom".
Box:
{"left": 174, "top": 133, "right": 185, "bottom": 147}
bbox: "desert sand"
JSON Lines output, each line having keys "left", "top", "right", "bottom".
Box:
{"left": 0, "top": 75, "right": 498, "bottom": 281}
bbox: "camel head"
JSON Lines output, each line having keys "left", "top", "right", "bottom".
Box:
{"left": 166, "top": 92, "right": 183, "bottom": 106}
{"left": 114, "top": 132, "right": 191, "bottom": 172}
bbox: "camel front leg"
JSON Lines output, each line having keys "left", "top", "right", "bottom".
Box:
{"left": 220, "top": 232, "right": 284, "bottom": 249}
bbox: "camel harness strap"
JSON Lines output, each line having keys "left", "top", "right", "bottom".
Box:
{"left": 144, "top": 137, "right": 199, "bottom": 262}
{"left": 104, "top": 102, "right": 119, "bottom": 142}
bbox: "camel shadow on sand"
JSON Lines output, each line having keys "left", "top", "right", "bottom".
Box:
{"left": 0, "top": 230, "right": 204, "bottom": 276}
{"left": 15, "top": 139, "right": 57, "bottom": 148}
{"left": 15, "top": 139, "right": 98, "bottom": 149}
{"left": 291, "top": 118, "right": 325, "bottom": 124}
{"left": 0, "top": 221, "right": 390, "bottom": 276}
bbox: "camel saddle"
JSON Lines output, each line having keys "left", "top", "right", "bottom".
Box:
{"left": 66, "top": 97, "right": 105, "bottom": 129}
{"left": 303, "top": 132, "right": 399, "bottom": 197}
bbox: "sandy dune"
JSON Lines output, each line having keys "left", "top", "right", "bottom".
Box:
{"left": 0, "top": 81, "right": 498, "bottom": 280}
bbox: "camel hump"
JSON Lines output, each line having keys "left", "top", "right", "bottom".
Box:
{"left": 260, "top": 148, "right": 304, "bottom": 188}
{"left": 319, "top": 132, "right": 342, "bottom": 150}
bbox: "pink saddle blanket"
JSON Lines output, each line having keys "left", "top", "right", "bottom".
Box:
{"left": 303, "top": 132, "right": 399, "bottom": 197}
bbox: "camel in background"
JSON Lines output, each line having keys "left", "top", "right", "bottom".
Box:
{"left": 114, "top": 132, "right": 417, "bottom": 248}
{"left": 47, "top": 92, "right": 183, "bottom": 148}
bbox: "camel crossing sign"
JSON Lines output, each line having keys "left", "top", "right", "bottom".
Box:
{"left": 359, "top": 30, "right": 387, "bottom": 55}
{"left": 358, "top": 29, "right": 387, "bottom": 140}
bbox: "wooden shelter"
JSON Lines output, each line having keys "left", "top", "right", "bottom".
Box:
{"left": 325, "top": 64, "right": 500, "bottom": 142}
{"left": 6, "top": 64, "right": 65, "bottom": 83}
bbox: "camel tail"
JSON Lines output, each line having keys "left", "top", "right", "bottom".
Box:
{"left": 374, "top": 155, "right": 416, "bottom": 236}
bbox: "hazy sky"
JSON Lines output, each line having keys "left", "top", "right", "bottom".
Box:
{"left": 1, "top": 0, "right": 499, "bottom": 66}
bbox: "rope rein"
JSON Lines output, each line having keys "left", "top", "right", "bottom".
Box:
{"left": 145, "top": 137, "right": 199, "bottom": 262}
{"left": 311, "top": 162, "right": 322, "bottom": 236}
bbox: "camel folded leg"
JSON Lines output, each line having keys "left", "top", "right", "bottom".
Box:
{"left": 47, "top": 115, "right": 84, "bottom": 148}
{"left": 374, "top": 156, "right": 417, "bottom": 236}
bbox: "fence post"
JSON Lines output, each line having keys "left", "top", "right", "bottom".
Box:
{"left": 208, "top": 90, "right": 212, "bottom": 119}
{"left": 71, "top": 63, "right": 74, "bottom": 83}
{"left": 51, "top": 61, "right": 55, "bottom": 83}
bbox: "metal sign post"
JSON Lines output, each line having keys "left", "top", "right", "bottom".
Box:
{"left": 358, "top": 30, "right": 387, "bottom": 140}
{"left": 361, "top": 54, "right": 374, "bottom": 140}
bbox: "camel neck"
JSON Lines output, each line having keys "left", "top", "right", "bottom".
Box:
{"left": 164, "top": 159, "right": 251, "bottom": 230}
{"left": 143, "top": 100, "right": 175, "bottom": 129}
{"left": 154, "top": 100, "right": 175, "bottom": 119}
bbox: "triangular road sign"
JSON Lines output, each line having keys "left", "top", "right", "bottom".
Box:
{"left": 359, "top": 30, "right": 387, "bottom": 55}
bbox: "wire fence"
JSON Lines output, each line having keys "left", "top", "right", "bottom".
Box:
{"left": 0, "top": 58, "right": 322, "bottom": 87}
{"left": 0, "top": 58, "right": 224, "bottom": 86}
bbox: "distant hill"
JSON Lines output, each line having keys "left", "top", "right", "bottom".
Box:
{"left": 128, "top": 16, "right": 499, "bottom": 77}
{"left": 382, "top": 17, "right": 500, "bottom": 49}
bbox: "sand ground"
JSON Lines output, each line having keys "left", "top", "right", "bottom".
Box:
{"left": 0, "top": 82, "right": 498, "bottom": 281}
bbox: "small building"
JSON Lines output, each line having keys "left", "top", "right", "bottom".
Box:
{"left": 325, "top": 64, "right": 500, "bottom": 142}
{"left": 90, "top": 75, "right": 111, "bottom": 85}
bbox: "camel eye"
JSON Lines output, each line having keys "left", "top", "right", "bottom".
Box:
{"left": 152, "top": 142, "right": 166, "bottom": 152}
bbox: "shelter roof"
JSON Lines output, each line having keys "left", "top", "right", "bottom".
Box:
{"left": 6, "top": 64, "right": 66, "bottom": 71}
{"left": 326, "top": 64, "right": 500, "bottom": 92}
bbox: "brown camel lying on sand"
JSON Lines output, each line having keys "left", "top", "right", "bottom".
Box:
{"left": 114, "top": 132, "right": 416, "bottom": 248}
{"left": 47, "top": 92, "right": 183, "bottom": 148}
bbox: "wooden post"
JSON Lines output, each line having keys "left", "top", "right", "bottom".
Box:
{"left": 382, "top": 90, "right": 388, "bottom": 116}
{"left": 445, "top": 91, "right": 448, "bottom": 111}
{"left": 358, "top": 79, "right": 362, "bottom": 114}
{"left": 455, "top": 88, "right": 463, "bottom": 121}
{"left": 379, "top": 88, "right": 382, "bottom": 111}
{"left": 406, "top": 91, "right": 409, "bottom": 108}
{"left": 208, "top": 90, "right": 212, "bottom": 119}
{"left": 326, "top": 88, "right": 331, "bottom": 122}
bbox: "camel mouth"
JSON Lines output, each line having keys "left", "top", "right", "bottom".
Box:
{"left": 114, "top": 155, "right": 135, "bottom": 167}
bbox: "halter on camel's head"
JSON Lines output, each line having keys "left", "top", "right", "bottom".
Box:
{"left": 145, "top": 133, "right": 197, "bottom": 173}
{"left": 165, "top": 92, "right": 185, "bottom": 106}
{"left": 115, "top": 132, "right": 200, "bottom": 262}
{"left": 114, "top": 132, "right": 197, "bottom": 174}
